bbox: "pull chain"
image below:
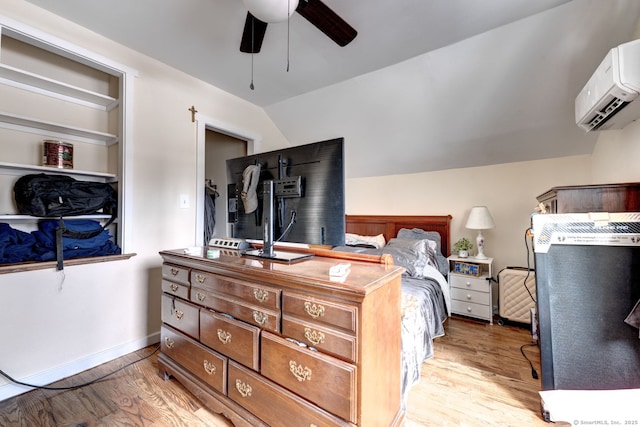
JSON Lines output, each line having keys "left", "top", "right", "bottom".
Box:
{"left": 287, "top": 0, "right": 292, "bottom": 72}
{"left": 250, "top": 15, "right": 255, "bottom": 90}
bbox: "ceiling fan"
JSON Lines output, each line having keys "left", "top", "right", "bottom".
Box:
{"left": 240, "top": 0, "right": 357, "bottom": 53}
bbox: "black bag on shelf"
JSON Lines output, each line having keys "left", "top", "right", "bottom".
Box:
{"left": 13, "top": 173, "right": 116, "bottom": 218}
{"left": 13, "top": 173, "right": 118, "bottom": 270}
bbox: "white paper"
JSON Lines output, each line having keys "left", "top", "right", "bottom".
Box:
{"left": 539, "top": 389, "right": 640, "bottom": 424}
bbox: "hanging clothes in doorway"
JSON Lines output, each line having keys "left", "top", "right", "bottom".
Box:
{"left": 204, "top": 180, "right": 219, "bottom": 244}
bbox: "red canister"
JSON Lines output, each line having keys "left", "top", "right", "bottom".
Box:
{"left": 43, "top": 140, "right": 73, "bottom": 169}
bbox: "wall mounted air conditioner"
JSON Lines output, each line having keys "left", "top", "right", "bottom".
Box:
{"left": 575, "top": 39, "right": 640, "bottom": 132}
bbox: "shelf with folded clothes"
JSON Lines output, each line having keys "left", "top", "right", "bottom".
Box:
{"left": 0, "top": 213, "right": 115, "bottom": 221}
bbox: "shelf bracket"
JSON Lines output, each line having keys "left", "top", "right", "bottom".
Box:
{"left": 189, "top": 105, "right": 198, "bottom": 123}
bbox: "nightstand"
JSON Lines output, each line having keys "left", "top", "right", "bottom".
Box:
{"left": 447, "top": 255, "right": 494, "bottom": 324}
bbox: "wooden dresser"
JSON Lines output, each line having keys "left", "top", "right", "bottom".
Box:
{"left": 537, "top": 182, "right": 640, "bottom": 213}
{"left": 158, "top": 248, "right": 405, "bottom": 427}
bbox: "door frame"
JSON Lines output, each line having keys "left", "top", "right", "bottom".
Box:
{"left": 195, "top": 113, "right": 261, "bottom": 245}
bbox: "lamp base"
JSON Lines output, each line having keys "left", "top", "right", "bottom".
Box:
{"left": 475, "top": 231, "right": 488, "bottom": 259}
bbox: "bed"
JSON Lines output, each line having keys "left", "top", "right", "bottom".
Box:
{"left": 335, "top": 215, "right": 452, "bottom": 405}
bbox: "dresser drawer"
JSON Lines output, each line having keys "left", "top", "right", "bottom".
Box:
{"left": 449, "top": 274, "right": 490, "bottom": 293}
{"left": 451, "top": 288, "right": 491, "bottom": 306}
{"left": 161, "top": 325, "right": 227, "bottom": 395}
{"left": 451, "top": 299, "right": 492, "bottom": 320}
{"left": 282, "top": 315, "right": 357, "bottom": 363}
{"left": 282, "top": 292, "right": 357, "bottom": 333}
{"left": 162, "top": 263, "right": 190, "bottom": 285}
{"left": 191, "top": 287, "right": 280, "bottom": 333}
{"left": 260, "top": 331, "right": 357, "bottom": 423}
{"left": 161, "top": 294, "right": 200, "bottom": 339}
{"left": 162, "top": 279, "right": 189, "bottom": 300}
{"left": 191, "top": 270, "right": 280, "bottom": 310}
{"left": 200, "top": 309, "right": 260, "bottom": 371}
{"left": 228, "top": 360, "right": 352, "bottom": 427}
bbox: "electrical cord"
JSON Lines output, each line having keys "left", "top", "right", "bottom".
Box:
{"left": 520, "top": 342, "right": 539, "bottom": 379}
{"left": 522, "top": 227, "right": 536, "bottom": 304}
{"left": 276, "top": 210, "right": 297, "bottom": 242}
{"left": 0, "top": 344, "right": 161, "bottom": 391}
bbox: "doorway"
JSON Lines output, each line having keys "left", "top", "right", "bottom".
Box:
{"left": 204, "top": 130, "right": 246, "bottom": 243}
{"left": 194, "top": 113, "right": 261, "bottom": 246}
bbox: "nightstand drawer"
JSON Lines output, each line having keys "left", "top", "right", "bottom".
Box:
{"left": 451, "top": 288, "right": 491, "bottom": 306}
{"left": 451, "top": 299, "right": 492, "bottom": 320}
{"left": 449, "top": 274, "right": 490, "bottom": 293}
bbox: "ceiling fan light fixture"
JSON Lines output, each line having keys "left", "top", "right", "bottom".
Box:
{"left": 242, "top": 0, "right": 299, "bottom": 23}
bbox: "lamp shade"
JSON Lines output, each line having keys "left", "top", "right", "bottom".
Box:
{"left": 243, "top": 0, "right": 299, "bottom": 23}
{"left": 465, "top": 206, "right": 495, "bottom": 230}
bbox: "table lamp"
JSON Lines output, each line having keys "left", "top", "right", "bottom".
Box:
{"left": 465, "top": 206, "right": 495, "bottom": 259}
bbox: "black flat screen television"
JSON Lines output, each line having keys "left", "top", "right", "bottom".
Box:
{"left": 226, "top": 138, "right": 345, "bottom": 248}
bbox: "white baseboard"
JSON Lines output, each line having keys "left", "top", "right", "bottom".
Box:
{"left": 0, "top": 332, "right": 160, "bottom": 402}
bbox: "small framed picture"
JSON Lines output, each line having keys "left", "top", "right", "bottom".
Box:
{"left": 454, "top": 261, "right": 481, "bottom": 276}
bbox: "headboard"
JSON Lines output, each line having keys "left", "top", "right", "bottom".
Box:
{"left": 345, "top": 215, "right": 452, "bottom": 257}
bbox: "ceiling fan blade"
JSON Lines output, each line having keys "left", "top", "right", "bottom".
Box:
{"left": 296, "top": 0, "right": 357, "bottom": 47}
{"left": 240, "top": 12, "right": 268, "bottom": 53}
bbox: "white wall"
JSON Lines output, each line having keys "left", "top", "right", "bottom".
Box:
{"left": 0, "top": 1, "right": 289, "bottom": 400}
{"left": 347, "top": 155, "right": 592, "bottom": 274}
{"left": 346, "top": 121, "right": 640, "bottom": 275}
{"left": 590, "top": 119, "right": 640, "bottom": 183}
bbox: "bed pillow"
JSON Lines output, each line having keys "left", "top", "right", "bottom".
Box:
{"left": 345, "top": 233, "right": 386, "bottom": 249}
{"left": 397, "top": 228, "right": 442, "bottom": 254}
{"left": 396, "top": 228, "right": 448, "bottom": 276}
{"left": 382, "top": 237, "right": 434, "bottom": 278}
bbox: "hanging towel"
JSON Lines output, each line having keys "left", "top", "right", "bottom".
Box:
{"left": 241, "top": 164, "right": 260, "bottom": 214}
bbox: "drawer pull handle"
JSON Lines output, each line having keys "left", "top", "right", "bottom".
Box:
{"left": 466, "top": 282, "right": 471, "bottom": 287}
{"left": 217, "top": 329, "right": 232, "bottom": 344}
{"left": 304, "top": 328, "right": 325, "bottom": 346}
{"left": 253, "top": 288, "right": 269, "bottom": 303}
{"left": 252, "top": 311, "right": 267, "bottom": 325}
{"left": 174, "top": 309, "right": 184, "bottom": 320}
{"left": 235, "top": 379, "right": 252, "bottom": 397}
{"left": 466, "top": 307, "right": 473, "bottom": 313}
{"left": 195, "top": 274, "right": 206, "bottom": 284}
{"left": 196, "top": 292, "right": 206, "bottom": 302}
{"left": 304, "top": 302, "right": 325, "bottom": 319}
{"left": 170, "top": 268, "right": 179, "bottom": 276}
{"left": 164, "top": 337, "right": 175, "bottom": 349}
{"left": 289, "top": 360, "right": 312, "bottom": 382}
{"left": 466, "top": 294, "right": 472, "bottom": 300}
{"left": 203, "top": 360, "right": 216, "bottom": 375}
{"left": 170, "top": 283, "right": 179, "bottom": 292}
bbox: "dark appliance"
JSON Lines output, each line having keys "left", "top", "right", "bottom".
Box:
{"left": 533, "top": 212, "right": 640, "bottom": 391}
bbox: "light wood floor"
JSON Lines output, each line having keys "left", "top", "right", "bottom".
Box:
{"left": 0, "top": 317, "right": 566, "bottom": 426}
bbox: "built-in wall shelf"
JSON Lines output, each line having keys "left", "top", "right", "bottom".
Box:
{"left": 0, "top": 213, "right": 115, "bottom": 222}
{"left": 0, "top": 253, "right": 136, "bottom": 274}
{"left": 0, "top": 112, "right": 118, "bottom": 146}
{"left": 0, "top": 16, "right": 136, "bottom": 263}
{"left": 0, "top": 161, "right": 117, "bottom": 181}
{"left": 0, "top": 63, "right": 118, "bottom": 111}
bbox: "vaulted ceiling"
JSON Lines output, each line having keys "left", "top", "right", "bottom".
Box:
{"left": 24, "top": 0, "right": 640, "bottom": 178}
